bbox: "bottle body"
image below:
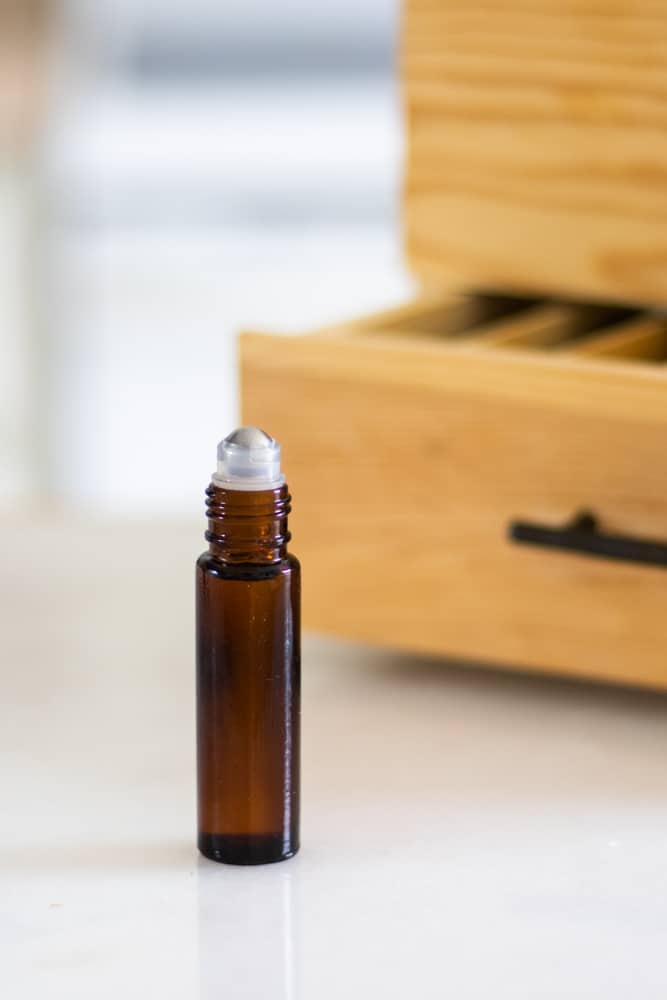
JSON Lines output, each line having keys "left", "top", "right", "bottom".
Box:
{"left": 196, "top": 482, "right": 300, "bottom": 865}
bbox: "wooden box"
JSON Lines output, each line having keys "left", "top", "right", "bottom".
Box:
{"left": 241, "top": 1, "right": 667, "bottom": 688}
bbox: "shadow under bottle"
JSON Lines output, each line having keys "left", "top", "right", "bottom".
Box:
{"left": 197, "top": 483, "right": 300, "bottom": 865}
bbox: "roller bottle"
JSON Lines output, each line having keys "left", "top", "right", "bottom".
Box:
{"left": 196, "top": 427, "right": 300, "bottom": 864}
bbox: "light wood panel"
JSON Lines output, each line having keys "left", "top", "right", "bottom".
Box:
{"left": 402, "top": 0, "right": 667, "bottom": 306}
{"left": 242, "top": 302, "right": 667, "bottom": 424}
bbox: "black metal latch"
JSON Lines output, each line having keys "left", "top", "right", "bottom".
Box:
{"left": 509, "top": 509, "right": 667, "bottom": 569}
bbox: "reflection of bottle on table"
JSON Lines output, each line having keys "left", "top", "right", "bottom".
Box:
{"left": 197, "top": 860, "right": 298, "bottom": 999}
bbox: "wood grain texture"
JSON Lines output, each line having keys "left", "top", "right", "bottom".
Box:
{"left": 402, "top": 0, "right": 667, "bottom": 305}
{"left": 240, "top": 293, "right": 667, "bottom": 688}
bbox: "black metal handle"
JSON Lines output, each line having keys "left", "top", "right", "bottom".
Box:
{"left": 509, "top": 510, "right": 667, "bottom": 569}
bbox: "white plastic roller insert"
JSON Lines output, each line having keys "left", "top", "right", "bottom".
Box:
{"left": 212, "top": 426, "right": 285, "bottom": 490}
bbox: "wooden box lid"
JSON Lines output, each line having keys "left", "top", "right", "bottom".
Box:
{"left": 402, "top": 0, "right": 667, "bottom": 306}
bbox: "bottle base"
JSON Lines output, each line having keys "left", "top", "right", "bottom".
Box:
{"left": 198, "top": 832, "right": 299, "bottom": 866}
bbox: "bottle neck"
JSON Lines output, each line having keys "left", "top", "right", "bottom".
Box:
{"left": 205, "top": 483, "right": 291, "bottom": 564}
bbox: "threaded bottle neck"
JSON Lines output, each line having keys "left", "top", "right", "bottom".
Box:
{"left": 205, "top": 483, "right": 291, "bottom": 564}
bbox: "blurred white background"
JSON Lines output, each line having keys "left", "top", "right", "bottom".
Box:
{"left": 1, "top": 0, "right": 411, "bottom": 515}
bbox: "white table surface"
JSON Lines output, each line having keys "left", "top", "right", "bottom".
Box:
{"left": 3, "top": 517, "right": 667, "bottom": 999}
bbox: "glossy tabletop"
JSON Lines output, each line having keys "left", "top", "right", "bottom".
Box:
{"left": 2, "top": 517, "right": 667, "bottom": 999}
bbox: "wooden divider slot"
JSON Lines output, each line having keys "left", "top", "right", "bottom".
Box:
{"left": 466, "top": 304, "right": 637, "bottom": 351}
{"left": 312, "top": 293, "right": 662, "bottom": 367}
{"left": 315, "top": 291, "right": 534, "bottom": 339}
{"left": 559, "top": 316, "right": 667, "bottom": 363}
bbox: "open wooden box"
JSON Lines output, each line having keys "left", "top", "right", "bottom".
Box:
{"left": 241, "top": 0, "right": 667, "bottom": 688}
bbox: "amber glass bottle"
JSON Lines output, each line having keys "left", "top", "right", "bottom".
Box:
{"left": 196, "top": 428, "right": 300, "bottom": 865}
